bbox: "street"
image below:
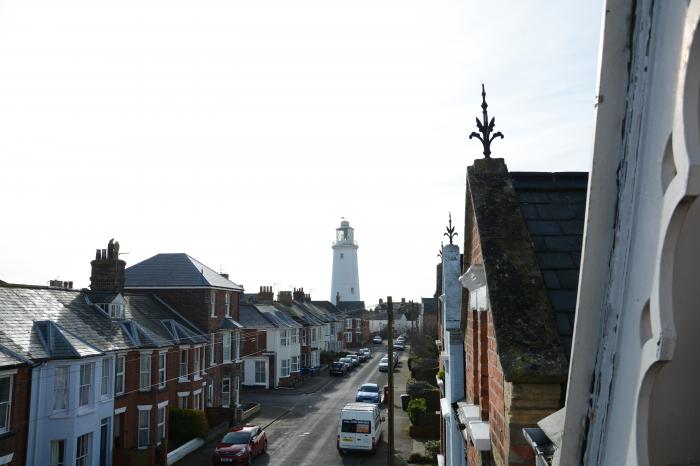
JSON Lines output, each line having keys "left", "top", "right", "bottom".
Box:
{"left": 181, "top": 344, "right": 412, "bottom": 466}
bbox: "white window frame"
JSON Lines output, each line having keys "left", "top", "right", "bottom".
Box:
{"left": 210, "top": 290, "right": 216, "bottom": 318}
{"left": 177, "top": 393, "right": 189, "bottom": 409}
{"left": 108, "top": 303, "right": 125, "bottom": 319}
{"left": 209, "top": 333, "right": 216, "bottom": 367}
{"left": 0, "top": 374, "right": 12, "bottom": 433}
{"left": 280, "top": 329, "right": 289, "bottom": 347}
{"left": 345, "top": 318, "right": 353, "bottom": 328}
{"left": 207, "top": 380, "right": 214, "bottom": 407}
{"left": 78, "top": 363, "right": 93, "bottom": 408}
{"left": 222, "top": 333, "right": 231, "bottom": 363}
{"left": 301, "top": 328, "right": 307, "bottom": 345}
{"left": 194, "top": 347, "right": 201, "bottom": 380}
{"left": 345, "top": 331, "right": 353, "bottom": 343}
{"left": 311, "top": 328, "right": 318, "bottom": 344}
{"left": 291, "top": 355, "right": 299, "bottom": 373}
{"left": 52, "top": 367, "right": 69, "bottom": 412}
{"left": 139, "top": 353, "right": 151, "bottom": 391}
{"left": 49, "top": 439, "right": 65, "bottom": 466}
{"left": 157, "top": 403, "right": 167, "bottom": 445}
{"left": 75, "top": 432, "right": 91, "bottom": 466}
{"left": 233, "top": 332, "right": 240, "bottom": 361}
{"left": 158, "top": 352, "right": 167, "bottom": 389}
{"left": 100, "top": 358, "right": 112, "bottom": 399}
{"left": 291, "top": 329, "right": 297, "bottom": 344}
{"left": 193, "top": 388, "right": 202, "bottom": 410}
{"left": 179, "top": 348, "right": 189, "bottom": 381}
{"left": 255, "top": 360, "right": 266, "bottom": 385}
{"left": 222, "top": 378, "right": 231, "bottom": 408}
{"left": 225, "top": 292, "right": 231, "bottom": 317}
{"left": 115, "top": 354, "right": 125, "bottom": 395}
{"left": 281, "top": 359, "right": 290, "bottom": 377}
{"left": 137, "top": 406, "right": 152, "bottom": 449}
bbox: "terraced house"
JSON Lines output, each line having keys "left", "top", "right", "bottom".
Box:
{"left": 124, "top": 252, "right": 244, "bottom": 427}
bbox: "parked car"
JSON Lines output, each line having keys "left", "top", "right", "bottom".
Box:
{"left": 212, "top": 424, "right": 267, "bottom": 465}
{"left": 378, "top": 357, "right": 390, "bottom": 372}
{"left": 394, "top": 341, "right": 405, "bottom": 351}
{"left": 360, "top": 348, "right": 372, "bottom": 360}
{"left": 356, "top": 383, "right": 381, "bottom": 404}
{"left": 348, "top": 354, "right": 360, "bottom": 367}
{"left": 372, "top": 335, "right": 382, "bottom": 344}
{"left": 330, "top": 361, "right": 347, "bottom": 376}
{"left": 339, "top": 357, "right": 354, "bottom": 372}
{"left": 337, "top": 402, "right": 384, "bottom": 454}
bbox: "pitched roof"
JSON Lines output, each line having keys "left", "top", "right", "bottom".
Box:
{"left": 466, "top": 159, "right": 573, "bottom": 382}
{"left": 255, "top": 304, "right": 302, "bottom": 328}
{"left": 125, "top": 253, "right": 243, "bottom": 291}
{"left": 0, "top": 284, "right": 206, "bottom": 362}
{"left": 336, "top": 301, "right": 366, "bottom": 312}
{"left": 310, "top": 300, "right": 340, "bottom": 315}
{"left": 238, "top": 305, "right": 275, "bottom": 329}
{"left": 510, "top": 171, "right": 587, "bottom": 359}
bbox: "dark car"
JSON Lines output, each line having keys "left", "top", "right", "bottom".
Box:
{"left": 330, "top": 361, "right": 347, "bottom": 376}
{"left": 212, "top": 424, "right": 267, "bottom": 465}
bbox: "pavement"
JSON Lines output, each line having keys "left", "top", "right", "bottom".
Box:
{"left": 176, "top": 346, "right": 420, "bottom": 466}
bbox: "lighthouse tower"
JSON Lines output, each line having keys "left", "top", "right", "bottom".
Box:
{"left": 331, "top": 219, "right": 360, "bottom": 304}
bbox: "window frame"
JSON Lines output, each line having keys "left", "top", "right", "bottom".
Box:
{"left": 280, "top": 329, "right": 288, "bottom": 347}
{"left": 222, "top": 378, "right": 231, "bottom": 408}
{"left": 209, "top": 334, "right": 216, "bottom": 367}
{"left": 158, "top": 352, "right": 167, "bottom": 389}
{"left": 100, "top": 358, "right": 112, "bottom": 399}
{"left": 210, "top": 290, "right": 216, "bottom": 318}
{"left": 193, "top": 347, "right": 201, "bottom": 380}
{"left": 0, "top": 374, "right": 12, "bottom": 433}
{"left": 222, "top": 333, "right": 231, "bottom": 363}
{"left": 78, "top": 363, "right": 93, "bottom": 408}
{"left": 179, "top": 348, "right": 189, "bottom": 381}
{"left": 49, "top": 439, "right": 65, "bottom": 466}
{"left": 139, "top": 353, "right": 152, "bottom": 391}
{"left": 75, "top": 432, "right": 91, "bottom": 466}
{"left": 115, "top": 355, "right": 125, "bottom": 395}
{"left": 207, "top": 379, "right": 214, "bottom": 407}
{"left": 291, "top": 355, "right": 299, "bottom": 373}
{"left": 225, "top": 292, "right": 231, "bottom": 317}
{"left": 137, "top": 407, "right": 151, "bottom": 449}
{"left": 157, "top": 405, "right": 166, "bottom": 445}
{"left": 281, "top": 359, "right": 290, "bottom": 377}
{"left": 52, "top": 366, "right": 69, "bottom": 413}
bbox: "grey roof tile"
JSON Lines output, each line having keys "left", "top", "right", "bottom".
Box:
{"left": 511, "top": 171, "right": 588, "bottom": 362}
{"left": 238, "top": 305, "right": 275, "bottom": 329}
{"left": 125, "top": 253, "right": 243, "bottom": 291}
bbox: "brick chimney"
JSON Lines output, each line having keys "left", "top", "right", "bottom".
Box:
{"left": 278, "top": 291, "right": 292, "bottom": 306}
{"left": 258, "top": 286, "right": 274, "bottom": 304}
{"left": 220, "top": 273, "right": 229, "bottom": 280}
{"left": 90, "top": 239, "right": 125, "bottom": 292}
{"left": 293, "top": 287, "right": 305, "bottom": 302}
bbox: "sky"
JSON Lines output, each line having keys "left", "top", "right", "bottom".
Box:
{"left": 0, "top": 1, "right": 603, "bottom": 306}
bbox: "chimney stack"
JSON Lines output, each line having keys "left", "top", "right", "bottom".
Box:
{"left": 278, "top": 291, "right": 293, "bottom": 306}
{"left": 90, "top": 239, "right": 126, "bottom": 292}
{"left": 220, "top": 273, "right": 229, "bottom": 280}
{"left": 293, "top": 287, "right": 305, "bottom": 302}
{"left": 335, "top": 291, "right": 341, "bottom": 305}
{"left": 258, "top": 286, "right": 274, "bottom": 304}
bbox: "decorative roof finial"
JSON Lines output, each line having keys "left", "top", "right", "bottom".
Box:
{"left": 437, "top": 241, "right": 444, "bottom": 259}
{"left": 444, "top": 213, "right": 458, "bottom": 245}
{"left": 469, "top": 83, "right": 504, "bottom": 159}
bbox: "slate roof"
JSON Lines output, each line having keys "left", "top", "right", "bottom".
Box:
{"left": 255, "top": 304, "right": 302, "bottom": 328}
{"left": 238, "top": 305, "right": 275, "bottom": 329}
{"left": 275, "top": 302, "right": 325, "bottom": 326}
{"left": 0, "top": 284, "right": 206, "bottom": 362}
{"left": 125, "top": 253, "right": 243, "bottom": 291}
{"left": 365, "top": 310, "right": 410, "bottom": 321}
{"left": 0, "top": 345, "right": 29, "bottom": 368}
{"left": 335, "top": 301, "right": 366, "bottom": 313}
{"left": 310, "top": 300, "right": 340, "bottom": 315}
{"left": 510, "top": 172, "right": 587, "bottom": 359}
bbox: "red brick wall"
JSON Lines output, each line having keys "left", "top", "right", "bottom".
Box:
{"left": 0, "top": 367, "right": 30, "bottom": 466}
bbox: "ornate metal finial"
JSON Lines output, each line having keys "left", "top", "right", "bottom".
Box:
{"left": 469, "top": 83, "right": 504, "bottom": 158}
{"left": 437, "top": 241, "right": 444, "bottom": 258}
{"left": 444, "top": 213, "right": 458, "bottom": 245}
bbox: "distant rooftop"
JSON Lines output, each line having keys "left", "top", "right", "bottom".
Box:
{"left": 125, "top": 253, "right": 243, "bottom": 291}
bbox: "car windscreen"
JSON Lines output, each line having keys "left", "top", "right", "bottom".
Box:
{"left": 380, "top": 358, "right": 388, "bottom": 363}
{"left": 340, "top": 358, "right": 351, "bottom": 363}
{"left": 341, "top": 419, "right": 371, "bottom": 434}
{"left": 360, "top": 384, "right": 378, "bottom": 392}
{"left": 222, "top": 431, "right": 251, "bottom": 444}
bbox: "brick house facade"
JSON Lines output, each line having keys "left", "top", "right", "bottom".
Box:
{"left": 454, "top": 159, "right": 586, "bottom": 465}
{"left": 0, "top": 362, "right": 30, "bottom": 466}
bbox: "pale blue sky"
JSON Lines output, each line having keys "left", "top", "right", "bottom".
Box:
{"left": 0, "top": 1, "right": 603, "bottom": 305}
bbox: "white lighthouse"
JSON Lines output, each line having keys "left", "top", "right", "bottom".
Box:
{"left": 331, "top": 219, "right": 361, "bottom": 304}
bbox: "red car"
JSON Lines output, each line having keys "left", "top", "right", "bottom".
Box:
{"left": 212, "top": 424, "right": 268, "bottom": 465}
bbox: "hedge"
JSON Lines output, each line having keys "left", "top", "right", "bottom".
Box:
{"left": 408, "top": 398, "right": 427, "bottom": 425}
{"left": 169, "top": 408, "right": 209, "bottom": 448}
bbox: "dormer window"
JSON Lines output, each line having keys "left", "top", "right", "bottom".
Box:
{"left": 109, "top": 303, "right": 125, "bottom": 319}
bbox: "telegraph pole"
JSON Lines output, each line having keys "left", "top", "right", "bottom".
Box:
{"left": 387, "top": 296, "right": 395, "bottom": 466}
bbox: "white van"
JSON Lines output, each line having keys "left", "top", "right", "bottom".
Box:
{"left": 337, "top": 402, "right": 384, "bottom": 454}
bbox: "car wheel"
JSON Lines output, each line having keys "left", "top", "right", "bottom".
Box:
{"left": 263, "top": 440, "right": 267, "bottom": 454}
